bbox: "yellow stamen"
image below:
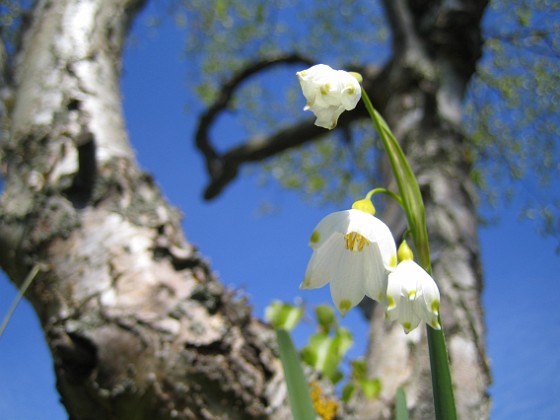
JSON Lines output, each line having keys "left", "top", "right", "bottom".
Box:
{"left": 344, "top": 232, "right": 370, "bottom": 252}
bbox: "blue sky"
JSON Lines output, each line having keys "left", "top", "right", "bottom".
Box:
{"left": 1, "top": 6, "right": 560, "bottom": 419}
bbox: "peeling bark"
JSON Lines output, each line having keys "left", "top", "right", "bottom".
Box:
{"left": 0, "top": 1, "right": 289, "bottom": 418}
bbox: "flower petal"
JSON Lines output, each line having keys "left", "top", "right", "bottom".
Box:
{"left": 297, "top": 65, "right": 362, "bottom": 130}
{"left": 362, "top": 243, "right": 390, "bottom": 302}
{"left": 302, "top": 234, "right": 342, "bottom": 289}
{"left": 309, "top": 210, "right": 351, "bottom": 249}
{"left": 328, "top": 239, "right": 368, "bottom": 315}
{"left": 347, "top": 210, "right": 397, "bottom": 269}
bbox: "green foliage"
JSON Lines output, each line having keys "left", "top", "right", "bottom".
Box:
{"left": 265, "top": 301, "right": 383, "bottom": 403}
{"left": 155, "top": 0, "right": 390, "bottom": 205}
{"left": 300, "top": 305, "right": 351, "bottom": 384}
{"left": 161, "top": 0, "right": 560, "bottom": 243}
{"left": 265, "top": 300, "right": 304, "bottom": 331}
{"left": 464, "top": 0, "right": 560, "bottom": 242}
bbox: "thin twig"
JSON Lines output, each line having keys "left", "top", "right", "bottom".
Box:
{"left": 0, "top": 264, "right": 41, "bottom": 338}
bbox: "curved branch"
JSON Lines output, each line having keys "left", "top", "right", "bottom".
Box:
{"left": 194, "top": 52, "right": 314, "bottom": 182}
{"left": 197, "top": 57, "right": 392, "bottom": 200}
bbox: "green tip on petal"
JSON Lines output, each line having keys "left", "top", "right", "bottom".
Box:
{"left": 352, "top": 198, "right": 376, "bottom": 215}
{"left": 300, "top": 278, "right": 311, "bottom": 289}
{"left": 348, "top": 71, "right": 363, "bottom": 83}
{"left": 431, "top": 300, "right": 440, "bottom": 315}
{"left": 407, "top": 290, "right": 417, "bottom": 300}
{"left": 389, "top": 254, "right": 398, "bottom": 268}
{"left": 430, "top": 319, "right": 442, "bottom": 330}
{"left": 403, "top": 322, "right": 412, "bottom": 333}
{"left": 397, "top": 240, "right": 414, "bottom": 262}
{"left": 387, "top": 295, "right": 395, "bottom": 309}
{"left": 338, "top": 299, "right": 352, "bottom": 316}
{"left": 310, "top": 230, "right": 320, "bottom": 245}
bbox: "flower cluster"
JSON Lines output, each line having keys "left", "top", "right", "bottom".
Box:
{"left": 296, "top": 64, "right": 361, "bottom": 129}
{"left": 297, "top": 65, "right": 441, "bottom": 333}
{"left": 301, "top": 198, "right": 441, "bottom": 333}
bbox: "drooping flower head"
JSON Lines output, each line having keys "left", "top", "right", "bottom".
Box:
{"left": 297, "top": 64, "right": 362, "bottom": 130}
{"left": 386, "top": 241, "right": 441, "bottom": 333}
{"left": 301, "top": 197, "right": 397, "bottom": 316}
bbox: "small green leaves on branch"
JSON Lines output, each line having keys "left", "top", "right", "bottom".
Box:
{"left": 297, "top": 64, "right": 361, "bottom": 129}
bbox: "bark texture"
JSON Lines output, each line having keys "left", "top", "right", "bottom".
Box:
{"left": 355, "top": 1, "right": 491, "bottom": 419}
{"left": 0, "top": 1, "right": 289, "bottom": 418}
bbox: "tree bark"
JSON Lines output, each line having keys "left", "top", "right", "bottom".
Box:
{"left": 0, "top": 1, "right": 289, "bottom": 418}
{"left": 355, "top": 1, "right": 491, "bottom": 419}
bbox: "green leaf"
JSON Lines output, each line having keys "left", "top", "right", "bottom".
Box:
{"left": 361, "top": 89, "right": 457, "bottom": 420}
{"left": 341, "top": 383, "right": 356, "bottom": 403}
{"left": 360, "top": 378, "right": 381, "bottom": 399}
{"left": 395, "top": 387, "right": 409, "bottom": 420}
{"left": 275, "top": 329, "right": 316, "bottom": 420}
{"left": 315, "top": 304, "right": 336, "bottom": 333}
{"left": 332, "top": 327, "right": 353, "bottom": 357}
{"left": 361, "top": 91, "right": 431, "bottom": 271}
{"left": 265, "top": 301, "right": 303, "bottom": 331}
{"left": 301, "top": 328, "right": 353, "bottom": 384}
{"left": 350, "top": 359, "right": 367, "bottom": 380}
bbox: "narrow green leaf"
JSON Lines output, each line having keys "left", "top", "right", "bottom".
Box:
{"left": 275, "top": 329, "right": 316, "bottom": 420}
{"left": 395, "top": 387, "right": 409, "bottom": 420}
{"left": 361, "top": 91, "right": 431, "bottom": 271}
{"left": 361, "top": 89, "right": 457, "bottom": 420}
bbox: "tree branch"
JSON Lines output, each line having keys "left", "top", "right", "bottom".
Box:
{"left": 195, "top": 53, "right": 314, "bottom": 180}
{"left": 196, "top": 58, "right": 391, "bottom": 200}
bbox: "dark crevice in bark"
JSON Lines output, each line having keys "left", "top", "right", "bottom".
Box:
{"left": 63, "top": 134, "right": 97, "bottom": 208}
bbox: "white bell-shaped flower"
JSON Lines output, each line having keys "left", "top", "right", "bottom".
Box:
{"left": 301, "top": 198, "right": 397, "bottom": 315}
{"left": 297, "top": 64, "right": 362, "bottom": 129}
{"left": 386, "top": 241, "right": 441, "bottom": 333}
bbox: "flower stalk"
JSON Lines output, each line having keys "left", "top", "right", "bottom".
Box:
{"left": 360, "top": 88, "right": 457, "bottom": 420}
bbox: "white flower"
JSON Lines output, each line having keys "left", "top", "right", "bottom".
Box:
{"left": 386, "top": 254, "right": 441, "bottom": 334}
{"left": 301, "top": 202, "right": 397, "bottom": 316}
{"left": 296, "top": 64, "right": 362, "bottom": 129}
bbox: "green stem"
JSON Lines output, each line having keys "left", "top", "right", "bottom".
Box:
{"left": 361, "top": 88, "right": 456, "bottom": 420}
{"left": 365, "top": 187, "right": 403, "bottom": 208}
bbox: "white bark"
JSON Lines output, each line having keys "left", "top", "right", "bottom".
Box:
{"left": 0, "top": 1, "right": 290, "bottom": 418}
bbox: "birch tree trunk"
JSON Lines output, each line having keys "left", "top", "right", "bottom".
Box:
{"left": 0, "top": 1, "right": 289, "bottom": 418}
{"left": 356, "top": 1, "right": 491, "bottom": 419}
